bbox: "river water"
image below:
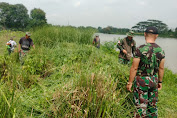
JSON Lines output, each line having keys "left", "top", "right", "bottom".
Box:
{"left": 97, "top": 33, "right": 177, "bottom": 74}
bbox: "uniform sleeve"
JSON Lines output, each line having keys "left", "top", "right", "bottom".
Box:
{"left": 161, "top": 50, "right": 165, "bottom": 60}
{"left": 132, "top": 40, "right": 136, "bottom": 56}
{"left": 134, "top": 47, "right": 141, "bottom": 58}
{"left": 93, "top": 38, "right": 96, "bottom": 44}
{"left": 117, "top": 39, "right": 124, "bottom": 51}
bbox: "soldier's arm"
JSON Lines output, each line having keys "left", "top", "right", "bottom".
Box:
{"left": 127, "top": 58, "right": 140, "bottom": 92}
{"left": 158, "top": 59, "right": 165, "bottom": 90}
{"left": 117, "top": 39, "right": 124, "bottom": 51}
{"left": 92, "top": 40, "right": 95, "bottom": 44}
{"left": 92, "top": 38, "right": 95, "bottom": 44}
{"left": 129, "top": 58, "right": 140, "bottom": 83}
{"left": 18, "top": 44, "right": 21, "bottom": 52}
{"left": 132, "top": 41, "right": 136, "bottom": 56}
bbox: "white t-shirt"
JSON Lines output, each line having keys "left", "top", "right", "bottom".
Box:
{"left": 7, "top": 40, "right": 17, "bottom": 51}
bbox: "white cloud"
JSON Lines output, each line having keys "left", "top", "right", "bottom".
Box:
{"left": 139, "top": 1, "right": 146, "bottom": 5}
{"left": 74, "top": 1, "right": 81, "bottom": 7}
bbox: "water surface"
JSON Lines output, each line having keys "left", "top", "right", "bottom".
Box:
{"left": 97, "top": 33, "right": 177, "bottom": 74}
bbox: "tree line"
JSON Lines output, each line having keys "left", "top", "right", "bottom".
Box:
{"left": 98, "top": 20, "right": 177, "bottom": 38}
{"left": 98, "top": 26, "right": 129, "bottom": 34}
{"left": 0, "top": 2, "right": 47, "bottom": 31}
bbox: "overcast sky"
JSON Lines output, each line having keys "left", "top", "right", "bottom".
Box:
{"left": 1, "top": 0, "right": 177, "bottom": 29}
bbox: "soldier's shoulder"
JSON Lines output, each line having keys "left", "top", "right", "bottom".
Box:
{"left": 121, "top": 37, "right": 127, "bottom": 42}
{"left": 137, "top": 44, "right": 146, "bottom": 49}
{"left": 118, "top": 38, "right": 125, "bottom": 42}
{"left": 153, "top": 43, "right": 164, "bottom": 50}
{"left": 152, "top": 43, "right": 161, "bottom": 47}
{"left": 153, "top": 43, "right": 165, "bottom": 52}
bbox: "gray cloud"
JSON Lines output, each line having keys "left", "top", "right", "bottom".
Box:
{"left": 1, "top": 0, "right": 177, "bottom": 29}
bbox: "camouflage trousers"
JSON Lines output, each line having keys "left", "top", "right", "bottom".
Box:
{"left": 19, "top": 50, "right": 29, "bottom": 65}
{"left": 118, "top": 58, "right": 130, "bottom": 65}
{"left": 133, "top": 75, "right": 158, "bottom": 118}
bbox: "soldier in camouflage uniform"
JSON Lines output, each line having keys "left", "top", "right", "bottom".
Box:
{"left": 126, "top": 27, "right": 165, "bottom": 118}
{"left": 93, "top": 35, "right": 100, "bottom": 49}
{"left": 117, "top": 31, "right": 136, "bottom": 64}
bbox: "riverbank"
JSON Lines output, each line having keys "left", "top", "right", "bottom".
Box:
{"left": 0, "top": 26, "right": 176, "bottom": 117}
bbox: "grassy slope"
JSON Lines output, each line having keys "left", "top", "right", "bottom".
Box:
{"left": 0, "top": 27, "right": 177, "bottom": 117}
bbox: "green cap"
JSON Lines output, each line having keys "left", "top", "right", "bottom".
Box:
{"left": 126, "top": 31, "right": 134, "bottom": 37}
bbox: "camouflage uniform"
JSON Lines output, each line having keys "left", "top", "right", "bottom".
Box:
{"left": 93, "top": 37, "right": 100, "bottom": 49}
{"left": 133, "top": 43, "right": 165, "bottom": 118}
{"left": 19, "top": 50, "right": 29, "bottom": 65}
{"left": 117, "top": 37, "right": 136, "bottom": 64}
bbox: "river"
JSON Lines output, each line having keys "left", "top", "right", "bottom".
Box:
{"left": 97, "top": 33, "right": 177, "bottom": 74}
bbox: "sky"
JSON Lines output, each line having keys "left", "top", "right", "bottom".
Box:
{"left": 1, "top": 0, "right": 177, "bottom": 29}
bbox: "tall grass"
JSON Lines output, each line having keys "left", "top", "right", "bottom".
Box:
{"left": 0, "top": 26, "right": 176, "bottom": 117}
{"left": 32, "top": 26, "right": 95, "bottom": 48}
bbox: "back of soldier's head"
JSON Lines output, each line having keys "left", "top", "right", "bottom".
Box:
{"left": 144, "top": 26, "right": 159, "bottom": 39}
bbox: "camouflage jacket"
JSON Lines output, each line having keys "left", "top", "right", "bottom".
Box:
{"left": 93, "top": 38, "right": 100, "bottom": 48}
{"left": 134, "top": 43, "right": 165, "bottom": 76}
{"left": 117, "top": 37, "right": 136, "bottom": 60}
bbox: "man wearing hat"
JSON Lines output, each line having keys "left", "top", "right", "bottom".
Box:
{"left": 126, "top": 27, "right": 165, "bottom": 117}
{"left": 117, "top": 31, "right": 136, "bottom": 64}
{"left": 18, "top": 32, "right": 35, "bottom": 64}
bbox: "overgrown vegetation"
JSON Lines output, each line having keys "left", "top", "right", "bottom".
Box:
{"left": 0, "top": 26, "right": 176, "bottom": 117}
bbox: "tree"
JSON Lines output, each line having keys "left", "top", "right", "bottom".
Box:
{"left": 0, "top": 2, "right": 11, "bottom": 29}
{"left": 132, "top": 19, "right": 168, "bottom": 33}
{"left": 0, "top": 2, "right": 29, "bottom": 30}
{"left": 174, "top": 27, "right": 177, "bottom": 38}
{"left": 10, "top": 4, "right": 29, "bottom": 30}
{"left": 29, "top": 8, "right": 47, "bottom": 27}
{"left": 98, "top": 26, "right": 129, "bottom": 34}
{"left": 98, "top": 27, "right": 102, "bottom": 32}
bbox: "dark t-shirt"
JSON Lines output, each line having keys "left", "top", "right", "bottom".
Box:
{"left": 134, "top": 43, "right": 165, "bottom": 76}
{"left": 19, "top": 37, "right": 34, "bottom": 50}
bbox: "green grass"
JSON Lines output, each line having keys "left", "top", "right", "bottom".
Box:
{"left": 0, "top": 26, "right": 176, "bottom": 118}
